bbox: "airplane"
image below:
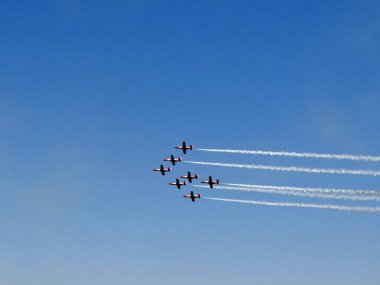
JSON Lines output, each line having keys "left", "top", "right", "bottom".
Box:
{"left": 180, "top": 171, "right": 199, "bottom": 183}
{"left": 201, "top": 176, "right": 220, "bottom": 189}
{"left": 174, "top": 141, "right": 194, "bottom": 154}
{"left": 153, "top": 165, "right": 172, "bottom": 176}
{"left": 164, "top": 155, "right": 183, "bottom": 165}
{"left": 169, "top": 179, "right": 187, "bottom": 189}
{"left": 183, "top": 191, "right": 202, "bottom": 202}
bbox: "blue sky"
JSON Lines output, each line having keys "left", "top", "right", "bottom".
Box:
{"left": 1, "top": 1, "right": 380, "bottom": 284}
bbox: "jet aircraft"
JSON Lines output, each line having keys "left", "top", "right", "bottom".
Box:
{"left": 174, "top": 141, "right": 194, "bottom": 154}
{"left": 201, "top": 176, "right": 220, "bottom": 189}
{"left": 180, "top": 171, "right": 199, "bottom": 183}
{"left": 153, "top": 165, "right": 172, "bottom": 176}
{"left": 183, "top": 191, "right": 202, "bottom": 202}
{"left": 169, "top": 179, "right": 187, "bottom": 189}
{"left": 164, "top": 155, "right": 182, "bottom": 165}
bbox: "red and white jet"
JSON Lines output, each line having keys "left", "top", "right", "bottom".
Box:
{"left": 169, "top": 179, "right": 187, "bottom": 189}
{"left": 180, "top": 171, "right": 199, "bottom": 183}
{"left": 164, "top": 155, "right": 183, "bottom": 165}
{"left": 153, "top": 164, "right": 172, "bottom": 176}
{"left": 174, "top": 141, "right": 194, "bottom": 154}
{"left": 201, "top": 176, "right": 220, "bottom": 189}
{"left": 183, "top": 191, "right": 202, "bottom": 202}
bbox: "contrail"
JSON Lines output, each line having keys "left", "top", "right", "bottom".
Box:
{"left": 193, "top": 185, "right": 380, "bottom": 202}
{"left": 197, "top": 148, "right": 380, "bottom": 162}
{"left": 224, "top": 183, "right": 380, "bottom": 196}
{"left": 203, "top": 197, "right": 380, "bottom": 213}
{"left": 184, "top": 161, "right": 380, "bottom": 176}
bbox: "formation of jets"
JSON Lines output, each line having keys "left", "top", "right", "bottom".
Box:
{"left": 153, "top": 141, "right": 220, "bottom": 202}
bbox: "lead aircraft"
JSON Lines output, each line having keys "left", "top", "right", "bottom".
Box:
{"left": 174, "top": 141, "right": 194, "bottom": 154}
{"left": 169, "top": 179, "right": 187, "bottom": 189}
{"left": 183, "top": 191, "right": 202, "bottom": 202}
{"left": 201, "top": 176, "right": 220, "bottom": 189}
{"left": 153, "top": 165, "right": 172, "bottom": 176}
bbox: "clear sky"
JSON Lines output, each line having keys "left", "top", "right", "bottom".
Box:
{"left": 1, "top": 1, "right": 380, "bottom": 284}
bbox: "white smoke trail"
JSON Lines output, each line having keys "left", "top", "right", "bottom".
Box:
{"left": 184, "top": 161, "right": 380, "bottom": 176}
{"left": 203, "top": 197, "right": 380, "bottom": 213}
{"left": 197, "top": 148, "right": 380, "bottom": 162}
{"left": 224, "top": 183, "right": 380, "bottom": 196}
{"left": 193, "top": 185, "right": 380, "bottom": 202}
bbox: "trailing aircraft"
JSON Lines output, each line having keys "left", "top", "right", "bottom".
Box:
{"left": 201, "top": 176, "right": 220, "bottom": 189}
{"left": 174, "top": 141, "right": 194, "bottom": 154}
{"left": 180, "top": 171, "right": 199, "bottom": 183}
{"left": 169, "top": 179, "right": 187, "bottom": 189}
{"left": 183, "top": 191, "right": 202, "bottom": 202}
{"left": 164, "top": 155, "right": 183, "bottom": 165}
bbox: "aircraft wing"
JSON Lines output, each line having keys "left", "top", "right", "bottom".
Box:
{"left": 190, "top": 191, "right": 195, "bottom": 202}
